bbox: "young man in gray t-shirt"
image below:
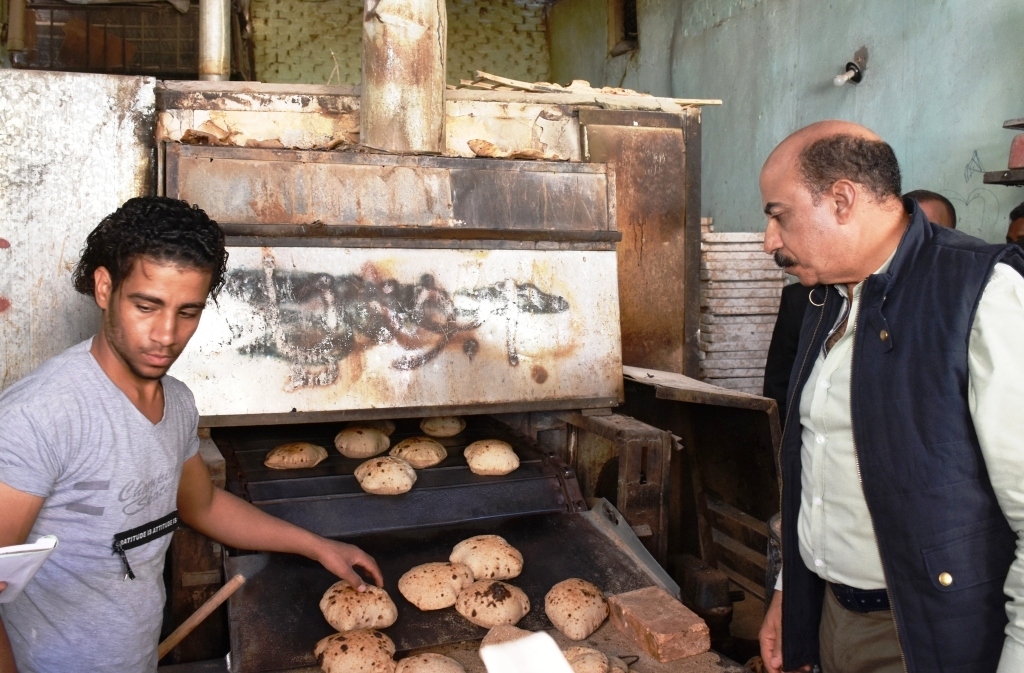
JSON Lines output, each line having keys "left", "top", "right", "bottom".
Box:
{"left": 0, "top": 198, "right": 382, "bottom": 673}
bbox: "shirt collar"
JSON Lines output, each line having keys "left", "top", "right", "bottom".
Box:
{"left": 837, "top": 245, "right": 899, "bottom": 300}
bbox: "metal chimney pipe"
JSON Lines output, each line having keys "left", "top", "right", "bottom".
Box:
{"left": 361, "top": 0, "right": 447, "bottom": 154}
{"left": 198, "top": 0, "right": 231, "bottom": 81}
{"left": 7, "top": 0, "right": 26, "bottom": 52}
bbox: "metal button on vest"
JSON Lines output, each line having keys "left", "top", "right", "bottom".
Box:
{"left": 938, "top": 572, "right": 953, "bottom": 587}
{"left": 880, "top": 329, "right": 890, "bottom": 342}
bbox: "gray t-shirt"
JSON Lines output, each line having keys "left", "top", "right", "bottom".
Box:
{"left": 0, "top": 339, "right": 199, "bottom": 673}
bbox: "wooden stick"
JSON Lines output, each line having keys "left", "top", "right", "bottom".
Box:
{"left": 158, "top": 573, "right": 246, "bottom": 660}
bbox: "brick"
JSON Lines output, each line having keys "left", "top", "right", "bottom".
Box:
{"left": 607, "top": 586, "right": 710, "bottom": 663}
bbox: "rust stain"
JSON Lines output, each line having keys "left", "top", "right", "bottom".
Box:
{"left": 248, "top": 179, "right": 290, "bottom": 224}
{"left": 531, "top": 365, "right": 548, "bottom": 384}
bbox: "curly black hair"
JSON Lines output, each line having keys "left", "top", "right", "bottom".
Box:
{"left": 72, "top": 197, "right": 228, "bottom": 299}
{"left": 799, "top": 134, "right": 902, "bottom": 204}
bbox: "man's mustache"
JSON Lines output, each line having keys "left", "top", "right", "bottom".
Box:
{"left": 773, "top": 251, "right": 798, "bottom": 268}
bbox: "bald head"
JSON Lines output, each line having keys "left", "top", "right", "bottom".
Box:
{"left": 764, "top": 121, "right": 901, "bottom": 206}
{"left": 760, "top": 120, "right": 908, "bottom": 287}
{"left": 765, "top": 120, "right": 881, "bottom": 170}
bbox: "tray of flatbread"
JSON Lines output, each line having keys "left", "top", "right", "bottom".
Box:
{"left": 224, "top": 512, "right": 658, "bottom": 673}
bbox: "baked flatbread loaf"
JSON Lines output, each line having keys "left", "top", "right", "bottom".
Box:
{"left": 420, "top": 416, "right": 466, "bottom": 437}
{"left": 545, "top": 578, "right": 608, "bottom": 641}
{"left": 355, "top": 457, "right": 417, "bottom": 495}
{"left": 335, "top": 426, "right": 391, "bottom": 459}
{"left": 314, "top": 629, "right": 396, "bottom": 673}
{"left": 480, "top": 624, "right": 531, "bottom": 648}
{"left": 464, "top": 440, "right": 520, "bottom": 476}
{"left": 450, "top": 534, "right": 523, "bottom": 581}
{"left": 350, "top": 419, "right": 397, "bottom": 436}
{"left": 454, "top": 580, "right": 530, "bottom": 628}
{"left": 563, "top": 647, "right": 608, "bottom": 673}
{"left": 395, "top": 653, "right": 465, "bottom": 673}
{"left": 319, "top": 580, "right": 398, "bottom": 631}
{"left": 390, "top": 437, "right": 448, "bottom": 469}
{"left": 264, "top": 442, "right": 328, "bottom": 469}
{"left": 398, "top": 562, "right": 474, "bottom": 610}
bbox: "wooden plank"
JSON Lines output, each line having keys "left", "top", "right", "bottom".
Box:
{"left": 703, "top": 280, "right": 786, "bottom": 290}
{"left": 699, "top": 322, "right": 775, "bottom": 335}
{"left": 700, "top": 332, "right": 773, "bottom": 346}
{"left": 707, "top": 499, "right": 769, "bottom": 544}
{"left": 699, "top": 350, "right": 771, "bottom": 362}
{"left": 699, "top": 313, "right": 778, "bottom": 325}
{"left": 700, "top": 298, "right": 782, "bottom": 310}
{"left": 702, "top": 287, "right": 781, "bottom": 299}
{"left": 699, "top": 305, "right": 779, "bottom": 316}
{"left": 701, "top": 243, "right": 769, "bottom": 252}
{"left": 682, "top": 108, "right": 704, "bottom": 380}
{"left": 983, "top": 169, "right": 1024, "bottom": 186}
{"left": 701, "top": 251, "right": 773, "bottom": 261}
{"left": 696, "top": 357, "right": 767, "bottom": 369}
{"left": 704, "top": 376, "right": 766, "bottom": 388}
{"left": 700, "top": 340, "right": 772, "bottom": 353}
{"left": 445, "top": 87, "right": 721, "bottom": 111}
{"left": 701, "top": 259, "right": 781, "bottom": 272}
{"left": 719, "top": 563, "right": 766, "bottom": 601}
{"left": 699, "top": 367, "right": 765, "bottom": 378}
{"left": 623, "top": 366, "right": 772, "bottom": 409}
{"left": 713, "top": 528, "right": 767, "bottom": 571}
{"left": 702, "top": 232, "right": 765, "bottom": 243}
{"left": 701, "top": 269, "right": 786, "bottom": 282}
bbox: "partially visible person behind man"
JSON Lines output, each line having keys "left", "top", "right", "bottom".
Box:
{"left": 1008, "top": 201, "right": 1024, "bottom": 246}
{"left": 0, "top": 197, "right": 382, "bottom": 673}
{"left": 903, "top": 188, "right": 957, "bottom": 228}
{"left": 757, "top": 121, "right": 1024, "bottom": 673}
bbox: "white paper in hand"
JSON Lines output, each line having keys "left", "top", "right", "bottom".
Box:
{"left": 0, "top": 536, "right": 58, "bottom": 603}
{"left": 479, "top": 632, "right": 576, "bottom": 673}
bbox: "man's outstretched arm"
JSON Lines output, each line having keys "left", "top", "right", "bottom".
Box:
{"left": 176, "top": 453, "right": 383, "bottom": 590}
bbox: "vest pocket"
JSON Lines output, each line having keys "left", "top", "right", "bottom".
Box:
{"left": 920, "top": 520, "right": 1014, "bottom": 592}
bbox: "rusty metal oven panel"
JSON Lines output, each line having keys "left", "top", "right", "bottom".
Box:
{"left": 165, "top": 144, "right": 614, "bottom": 233}
{"left": 580, "top": 109, "right": 702, "bottom": 378}
{"left": 172, "top": 246, "right": 623, "bottom": 422}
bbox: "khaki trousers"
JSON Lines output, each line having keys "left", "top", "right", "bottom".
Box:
{"left": 818, "top": 584, "right": 904, "bottom": 673}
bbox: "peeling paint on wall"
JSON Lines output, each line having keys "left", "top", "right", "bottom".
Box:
{"left": 0, "top": 71, "right": 155, "bottom": 390}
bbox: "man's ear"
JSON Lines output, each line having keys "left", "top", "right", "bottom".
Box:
{"left": 93, "top": 267, "right": 113, "bottom": 310}
{"left": 831, "top": 180, "right": 858, "bottom": 225}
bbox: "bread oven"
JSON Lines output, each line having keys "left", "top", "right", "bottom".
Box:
{"left": 157, "top": 136, "right": 703, "bottom": 672}
{"left": 153, "top": 8, "right": 773, "bottom": 671}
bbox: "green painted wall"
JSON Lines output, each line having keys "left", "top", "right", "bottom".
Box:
{"left": 550, "top": 0, "right": 1024, "bottom": 242}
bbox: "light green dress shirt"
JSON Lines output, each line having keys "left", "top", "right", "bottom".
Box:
{"left": 776, "top": 260, "right": 1024, "bottom": 671}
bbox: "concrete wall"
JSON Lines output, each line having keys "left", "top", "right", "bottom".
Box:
{"left": 0, "top": 71, "right": 154, "bottom": 390}
{"left": 549, "top": 0, "right": 1024, "bottom": 242}
{"left": 251, "top": 0, "right": 550, "bottom": 87}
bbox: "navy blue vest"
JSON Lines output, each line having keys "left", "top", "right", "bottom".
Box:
{"left": 780, "top": 200, "right": 1024, "bottom": 672}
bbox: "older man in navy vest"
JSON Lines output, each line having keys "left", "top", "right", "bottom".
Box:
{"left": 756, "top": 120, "right": 1024, "bottom": 673}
